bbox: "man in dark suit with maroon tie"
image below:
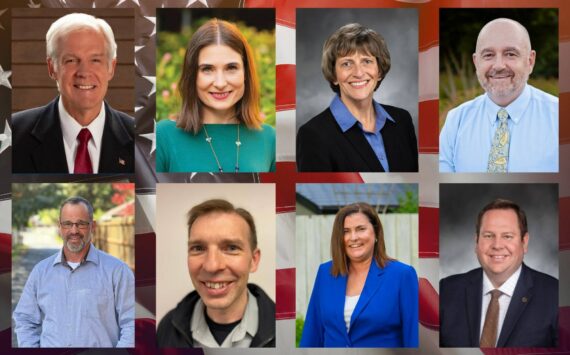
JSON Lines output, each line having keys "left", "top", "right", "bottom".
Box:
{"left": 12, "top": 12, "right": 133, "bottom": 174}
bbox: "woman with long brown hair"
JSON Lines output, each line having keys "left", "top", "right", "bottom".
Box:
{"left": 300, "top": 202, "right": 418, "bottom": 347}
{"left": 156, "top": 19, "right": 275, "bottom": 173}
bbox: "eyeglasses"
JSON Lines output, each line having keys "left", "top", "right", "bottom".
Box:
{"left": 60, "top": 221, "right": 91, "bottom": 230}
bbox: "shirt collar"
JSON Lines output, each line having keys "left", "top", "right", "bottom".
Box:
{"left": 191, "top": 288, "right": 259, "bottom": 346}
{"left": 482, "top": 264, "right": 522, "bottom": 298}
{"left": 53, "top": 243, "right": 99, "bottom": 267}
{"left": 484, "top": 84, "right": 531, "bottom": 125}
{"left": 329, "top": 95, "right": 395, "bottom": 133}
{"left": 59, "top": 97, "right": 106, "bottom": 150}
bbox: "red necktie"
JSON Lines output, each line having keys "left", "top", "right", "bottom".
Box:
{"left": 74, "top": 128, "right": 93, "bottom": 174}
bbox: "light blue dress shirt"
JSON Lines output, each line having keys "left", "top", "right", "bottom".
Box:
{"left": 13, "top": 244, "right": 135, "bottom": 348}
{"left": 439, "top": 84, "right": 558, "bottom": 172}
{"left": 330, "top": 95, "right": 395, "bottom": 172}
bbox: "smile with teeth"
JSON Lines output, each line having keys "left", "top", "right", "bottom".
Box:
{"left": 349, "top": 80, "right": 368, "bottom": 88}
{"left": 210, "top": 91, "right": 231, "bottom": 100}
{"left": 204, "top": 281, "right": 229, "bottom": 289}
{"left": 489, "top": 255, "right": 508, "bottom": 261}
{"left": 75, "top": 85, "right": 96, "bottom": 90}
{"left": 348, "top": 243, "right": 363, "bottom": 248}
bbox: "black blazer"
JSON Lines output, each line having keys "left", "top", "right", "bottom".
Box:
{"left": 439, "top": 263, "right": 558, "bottom": 347}
{"left": 296, "top": 106, "right": 418, "bottom": 172}
{"left": 12, "top": 97, "right": 134, "bottom": 174}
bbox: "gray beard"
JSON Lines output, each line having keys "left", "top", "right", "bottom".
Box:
{"left": 65, "top": 234, "right": 91, "bottom": 253}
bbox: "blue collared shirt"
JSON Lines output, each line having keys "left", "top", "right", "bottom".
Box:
{"left": 439, "top": 84, "right": 558, "bottom": 172}
{"left": 13, "top": 244, "right": 135, "bottom": 348}
{"left": 330, "top": 95, "right": 395, "bottom": 172}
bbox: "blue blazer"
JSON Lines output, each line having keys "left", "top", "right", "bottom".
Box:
{"left": 300, "top": 259, "right": 419, "bottom": 347}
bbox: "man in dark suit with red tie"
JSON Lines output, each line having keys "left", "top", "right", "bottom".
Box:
{"left": 12, "top": 12, "right": 133, "bottom": 174}
{"left": 439, "top": 199, "right": 558, "bottom": 348}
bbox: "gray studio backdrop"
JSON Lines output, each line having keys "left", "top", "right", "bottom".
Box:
{"left": 295, "top": 8, "right": 419, "bottom": 136}
{"left": 439, "top": 184, "right": 559, "bottom": 280}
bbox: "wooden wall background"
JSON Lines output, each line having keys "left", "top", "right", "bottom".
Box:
{"left": 11, "top": 8, "right": 134, "bottom": 117}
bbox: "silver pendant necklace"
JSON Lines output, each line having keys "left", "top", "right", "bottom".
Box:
{"left": 203, "top": 124, "right": 241, "bottom": 173}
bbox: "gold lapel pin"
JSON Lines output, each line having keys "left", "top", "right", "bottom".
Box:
{"left": 522, "top": 297, "right": 528, "bottom": 303}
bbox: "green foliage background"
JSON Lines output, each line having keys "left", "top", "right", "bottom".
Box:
{"left": 12, "top": 183, "right": 134, "bottom": 230}
{"left": 157, "top": 19, "right": 276, "bottom": 127}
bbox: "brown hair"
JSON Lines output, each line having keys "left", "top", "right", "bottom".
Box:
{"left": 330, "top": 202, "right": 392, "bottom": 276}
{"left": 186, "top": 199, "right": 258, "bottom": 250}
{"left": 177, "top": 18, "right": 262, "bottom": 134}
{"left": 476, "top": 198, "right": 528, "bottom": 239}
{"left": 321, "top": 23, "right": 391, "bottom": 94}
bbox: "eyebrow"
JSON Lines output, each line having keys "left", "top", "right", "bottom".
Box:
{"left": 198, "top": 62, "right": 241, "bottom": 67}
{"left": 188, "top": 236, "right": 247, "bottom": 246}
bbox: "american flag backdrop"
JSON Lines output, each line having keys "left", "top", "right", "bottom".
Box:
{"left": 0, "top": 0, "right": 568, "bottom": 354}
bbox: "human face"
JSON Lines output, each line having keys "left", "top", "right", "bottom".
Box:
{"left": 187, "top": 212, "right": 260, "bottom": 323}
{"left": 334, "top": 51, "right": 380, "bottom": 107}
{"left": 59, "top": 203, "right": 94, "bottom": 254}
{"left": 196, "top": 45, "right": 245, "bottom": 123}
{"left": 343, "top": 212, "right": 376, "bottom": 264}
{"left": 475, "top": 208, "right": 529, "bottom": 288}
{"left": 47, "top": 29, "right": 116, "bottom": 124}
{"left": 473, "top": 20, "right": 535, "bottom": 107}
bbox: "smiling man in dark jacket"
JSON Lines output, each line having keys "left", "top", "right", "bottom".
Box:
{"left": 156, "top": 199, "right": 275, "bottom": 348}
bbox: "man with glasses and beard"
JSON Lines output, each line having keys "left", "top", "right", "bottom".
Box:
{"left": 13, "top": 196, "right": 134, "bottom": 348}
{"left": 439, "top": 18, "right": 558, "bottom": 173}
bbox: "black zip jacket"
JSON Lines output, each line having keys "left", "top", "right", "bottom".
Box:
{"left": 156, "top": 284, "right": 275, "bottom": 348}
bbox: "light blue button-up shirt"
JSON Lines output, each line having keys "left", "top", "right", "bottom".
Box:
{"left": 439, "top": 84, "right": 558, "bottom": 172}
{"left": 13, "top": 244, "right": 135, "bottom": 348}
{"left": 330, "top": 95, "right": 395, "bottom": 172}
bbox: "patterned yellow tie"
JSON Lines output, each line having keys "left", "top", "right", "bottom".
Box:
{"left": 487, "top": 108, "right": 510, "bottom": 172}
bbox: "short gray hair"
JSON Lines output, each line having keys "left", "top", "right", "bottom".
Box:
{"left": 59, "top": 196, "right": 94, "bottom": 222}
{"left": 46, "top": 13, "right": 117, "bottom": 68}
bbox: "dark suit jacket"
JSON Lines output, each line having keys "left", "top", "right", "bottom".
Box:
{"left": 12, "top": 97, "right": 134, "bottom": 174}
{"left": 296, "top": 106, "right": 418, "bottom": 172}
{"left": 439, "top": 263, "right": 558, "bottom": 347}
{"left": 300, "top": 260, "right": 418, "bottom": 347}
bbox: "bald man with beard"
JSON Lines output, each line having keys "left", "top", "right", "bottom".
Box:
{"left": 439, "top": 18, "right": 558, "bottom": 173}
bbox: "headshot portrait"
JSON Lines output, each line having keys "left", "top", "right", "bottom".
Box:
{"left": 156, "top": 183, "right": 276, "bottom": 348}
{"left": 155, "top": 8, "right": 276, "bottom": 173}
{"left": 11, "top": 183, "right": 135, "bottom": 347}
{"left": 439, "top": 183, "right": 558, "bottom": 348}
{"left": 11, "top": 9, "right": 135, "bottom": 174}
{"left": 439, "top": 9, "right": 559, "bottom": 173}
{"left": 296, "top": 183, "right": 419, "bottom": 347}
{"left": 295, "top": 8, "right": 418, "bottom": 173}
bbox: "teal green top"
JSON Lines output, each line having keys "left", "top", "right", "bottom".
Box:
{"left": 156, "top": 119, "right": 276, "bottom": 173}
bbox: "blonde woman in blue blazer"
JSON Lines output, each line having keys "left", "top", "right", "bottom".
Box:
{"left": 300, "top": 202, "right": 419, "bottom": 347}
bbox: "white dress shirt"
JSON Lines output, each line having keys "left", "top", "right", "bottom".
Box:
{"left": 479, "top": 265, "right": 522, "bottom": 345}
{"left": 58, "top": 99, "right": 106, "bottom": 173}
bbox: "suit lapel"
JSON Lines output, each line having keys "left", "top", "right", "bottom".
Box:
{"left": 331, "top": 272, "right": 351, "bottom": 342}
{"left": 343, "top": 125, "right": 384, "bottom": 171}
{"left": 29, "top": 98, "right": 68, "bottom": 173}
{"left": 350, "top": 261, "right": 385, "bottom": 328}
{"left": 98, "top": 103, "right": 133, "bottom": 173}
{"left": 466, "top": 269, "right": 483, "bottom": 346}
{"left": 497, "top": 264, "right": 533, "bottom": 347}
